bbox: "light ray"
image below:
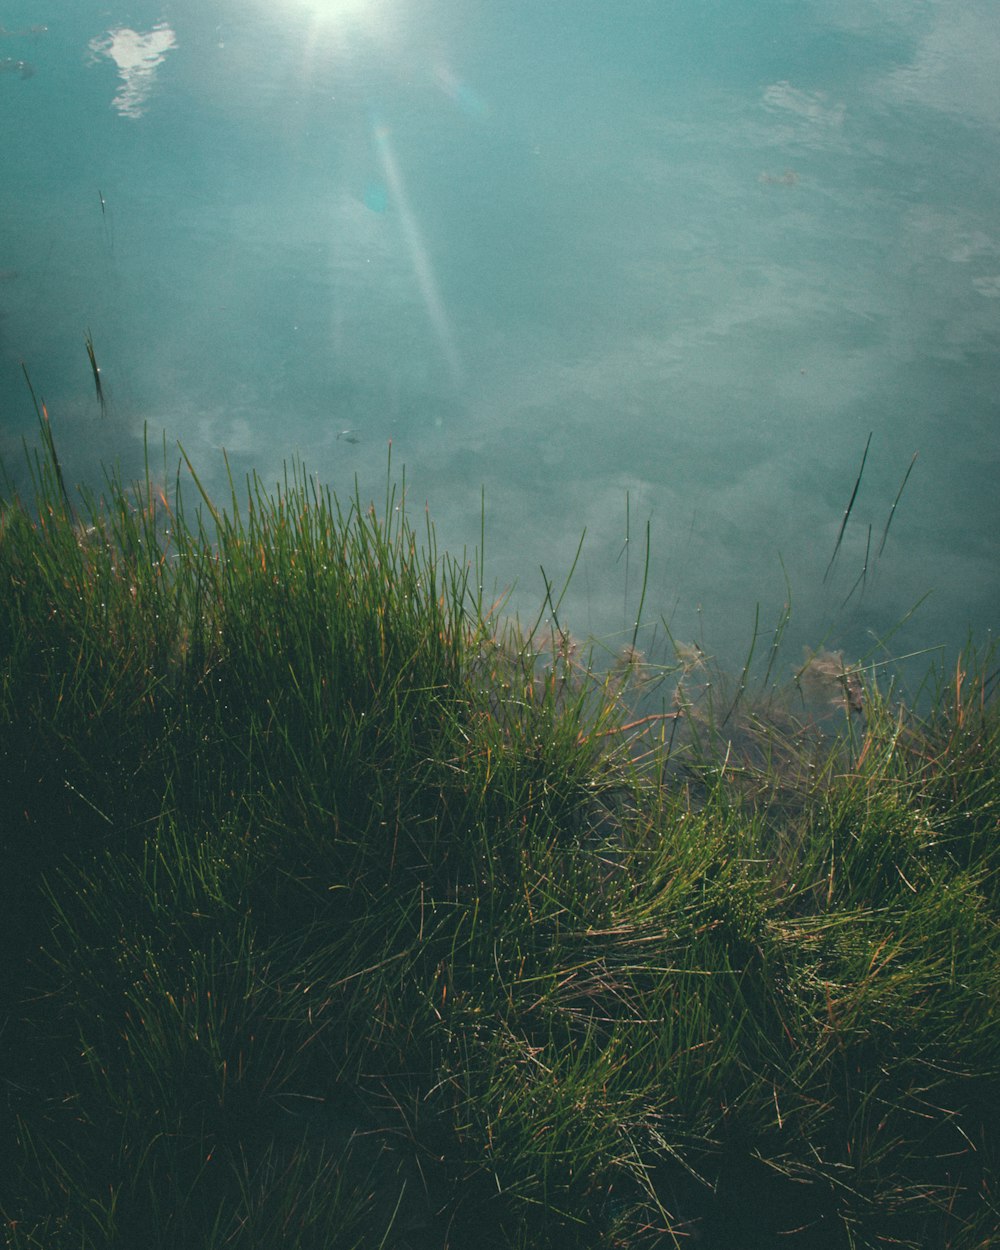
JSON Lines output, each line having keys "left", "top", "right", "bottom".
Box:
{"left": 372, "top": 121, "right": 464, "bottom": 392}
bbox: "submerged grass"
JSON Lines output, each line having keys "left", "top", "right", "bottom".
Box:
{"left": 1, "top": 419, "right": 997, "bottom": 1249}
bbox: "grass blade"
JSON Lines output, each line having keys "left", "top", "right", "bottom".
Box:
{"left": 824, "top": 431, "right": 871, "bottom": 583}
{"left": 85, "top": 329, "right": 106, "bottom": 417}
{"left": 877, "top": 451, "right": 918, "bottom": 558}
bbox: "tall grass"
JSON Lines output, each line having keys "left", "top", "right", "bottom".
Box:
{"left": 1, "top": 418, "right": 997, "bottom": 1249}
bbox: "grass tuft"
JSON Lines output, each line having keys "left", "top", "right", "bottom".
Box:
{"left": 1, "top": 414, "right": 997, "bottom": 1248}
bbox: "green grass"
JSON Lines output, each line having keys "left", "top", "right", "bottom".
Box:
{"left": 1, "top": 421, "right": 997, "bottom": 1249}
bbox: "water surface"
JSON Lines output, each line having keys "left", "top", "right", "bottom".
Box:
{"left": 2, "top": 0, "right": 997, "bottom": 674}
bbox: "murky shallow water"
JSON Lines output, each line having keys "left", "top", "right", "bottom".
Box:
{"left": 1, "top": 0, "right": 997, "bottom": 677}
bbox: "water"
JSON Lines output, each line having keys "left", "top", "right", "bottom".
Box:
{"left": 2, "top": 0, "right": 997, "bottom": 678}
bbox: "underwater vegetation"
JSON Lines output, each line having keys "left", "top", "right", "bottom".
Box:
{"left": 0, "top": 57, "right": 35, "bottom": 78}
{"left": 0, "top": 413, "right": 997, "bottom": 1249}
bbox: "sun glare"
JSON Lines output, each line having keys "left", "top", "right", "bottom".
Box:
{"left": 289, "top": 0, "right": 391, "bottom": 36}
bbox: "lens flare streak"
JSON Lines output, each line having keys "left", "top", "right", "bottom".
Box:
{"left": 373, "top": 122, "right": 464, "bottom": 391}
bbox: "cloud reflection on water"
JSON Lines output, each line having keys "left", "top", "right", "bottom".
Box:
{"left": 88, "top": 22, "right": 177, "bottom": 119}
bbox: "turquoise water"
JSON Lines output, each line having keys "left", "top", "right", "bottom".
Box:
{"left": 2, "top": 0, "right": 997, "bottom": 675}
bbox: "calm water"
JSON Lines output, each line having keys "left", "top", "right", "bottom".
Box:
{"left": 2, "top": 0, "right": 998, "bottom": 676}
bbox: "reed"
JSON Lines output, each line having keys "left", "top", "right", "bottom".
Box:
{"left": 1, "top": 415, "right": 997, "bottom": 1249}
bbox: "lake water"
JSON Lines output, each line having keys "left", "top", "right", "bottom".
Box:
{"left": 2, "top": 0, "right": 997, "bottom": 680}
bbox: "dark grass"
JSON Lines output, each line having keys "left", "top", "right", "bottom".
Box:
{"left": 1, "top": 423, "right": 997, "bottom": 1249}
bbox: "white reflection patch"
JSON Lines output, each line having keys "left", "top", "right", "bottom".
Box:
{"left": 88, "top": 23, "right": 177, "bottom": 119}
